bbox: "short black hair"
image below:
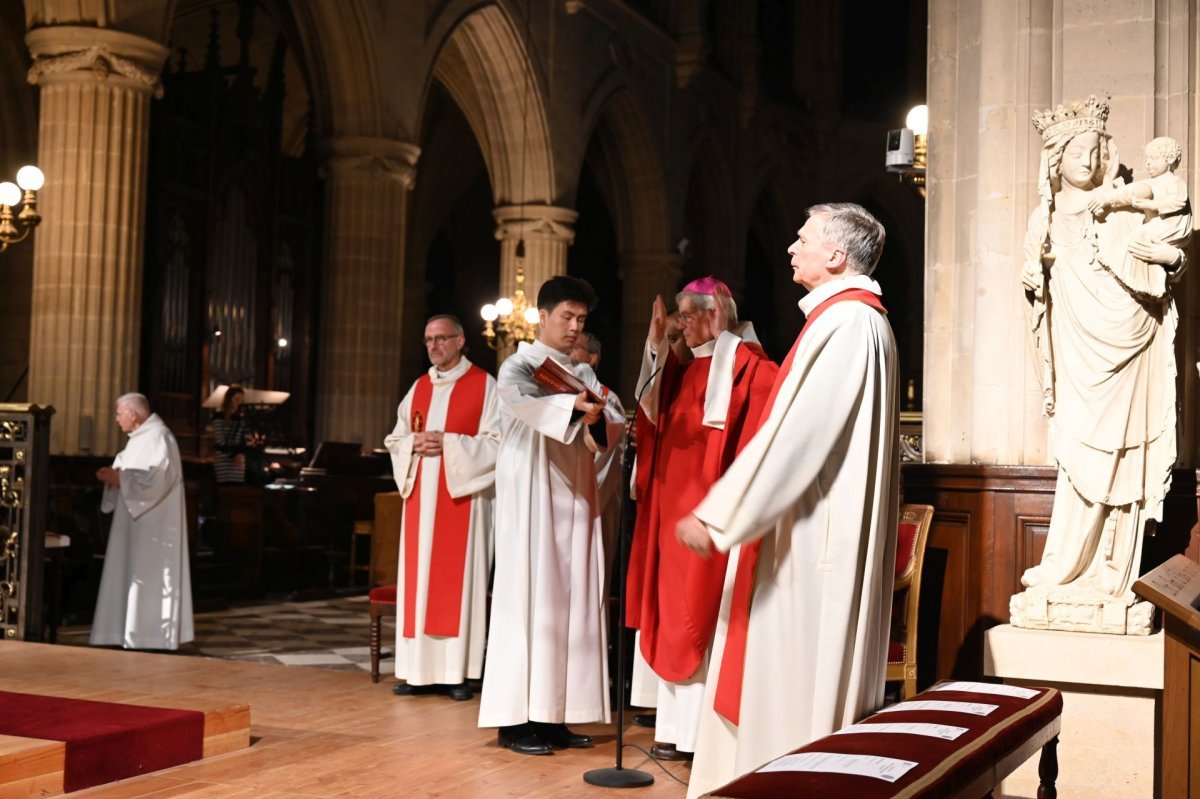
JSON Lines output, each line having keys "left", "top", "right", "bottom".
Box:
{"left": 537, "top": 275, "right": 598, "bottom": 311}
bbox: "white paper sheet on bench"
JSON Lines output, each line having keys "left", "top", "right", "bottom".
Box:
{"left": 930, "top": 680, "right": 1038, "bottom": 699}
{"left": 834, "top": 721, "right": 968, "bottom": 740}
{"left": 756, "top": 752, "right": 918, "bottom": 782}
{"left": 876, "top": 699, "right": 998, "bottom": 716}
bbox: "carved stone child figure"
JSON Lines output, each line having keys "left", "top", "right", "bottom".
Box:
{"left": 1091, "top": 136, "right": 1191, "bottom": 298}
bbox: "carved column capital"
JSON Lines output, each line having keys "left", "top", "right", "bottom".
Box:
{"left": 26, "top": 26, "right": 169, "bottom": 98}
{"left": 322, "top": 136, "right": 421, "bottom": 189}
{"left": 493, "top": 204, "right": 579, "bottom": 245}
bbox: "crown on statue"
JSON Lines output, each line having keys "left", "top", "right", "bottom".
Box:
{"left": 1032, "top": 95, "right": 1110, "bottom": 141}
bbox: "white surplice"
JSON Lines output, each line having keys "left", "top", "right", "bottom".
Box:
{"left": 685, "top": 276, "right": 900, "bottom": 798}
{"left": 478, "top": 339, "right": 625, "bottom": 727}
{"left": 384, "top": 356, "right": 500, "bottom": 685}
{"left": 90, "top": 414, "right": 194, "bottom": 650}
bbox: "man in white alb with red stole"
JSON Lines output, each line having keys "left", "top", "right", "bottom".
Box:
{"left": 625, "top": 277, "right": 777, "bottom": 761}
{"left": 384, "top": 314, "right": 500, "bottom": 701}
{"left": 676, "top": 204, "right": 900, "bottom": 798}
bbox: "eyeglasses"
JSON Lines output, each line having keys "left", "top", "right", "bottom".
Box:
{"left": 424, "top": 335, "right": 458, "bottom": 346}
{"left": 678, "top": 311, "right": 697, "bottom": 324}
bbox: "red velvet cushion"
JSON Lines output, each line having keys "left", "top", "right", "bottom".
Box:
{"left": 704, "top": 685, "right": 1062, "bottom": 799}
{"left": 887, "top": 641, "right": 905, "bottom": 663}
{"left": 369, "top": 584, "right": 397, "bottom": 604}
{"left": 895, "top": 520, "right": 917, "bottom": 578}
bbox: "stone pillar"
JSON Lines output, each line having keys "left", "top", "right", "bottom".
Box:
{"left": 492, "top": 205, "right": 577, "bottom": 361}
{"left": 619, "top": 252, "right": 683, "bottom": 402}
{"left": 25, "top": 26, "right": 168, "bottom": 455}
{"left": 923, "top": 1, "right": 1053, "bottom": 466}
{"left": 315, "top": 136, "right": 419, "bottom": 446}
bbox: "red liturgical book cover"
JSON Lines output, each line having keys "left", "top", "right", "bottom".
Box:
{"left": 532, "top": 357, "right": 603, "bottom": 405}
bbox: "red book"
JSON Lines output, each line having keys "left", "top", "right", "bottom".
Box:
{"left": 532, "top": 357, "right": 603, "bottom": 405}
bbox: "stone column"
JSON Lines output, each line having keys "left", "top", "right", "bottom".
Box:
{"left": 25, "top": 26, "right": 168, "bottom": 455}
{"left": 492, "top": 204, "right": 577, "bottom": 361}
{"left": 315, "top": 136, "right": 419, "bottom": 446}
{"left": 619, "top": 252, "right": 682, "bottom": 402}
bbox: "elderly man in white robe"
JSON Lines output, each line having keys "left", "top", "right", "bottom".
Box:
{"left": 677, "top": 203, "right": 899, "bottom": 798}
{"left": 90, "top": 392, "right": 194, "bottom": 650}
{"left": 479, "top": 275, "right": 626, "bottom": 756}
{"left": 385, "top": 314, "right": 500, "bottom": 701}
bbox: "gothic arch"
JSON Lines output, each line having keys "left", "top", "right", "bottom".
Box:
{"left": 580, "top": 86, "right": 670, "bottom": 255}
{"left": 424, "top": 3, "right": 556, "bottom": 205}
{"left": 287, "top": 0, "right": 385, "bottom": 137}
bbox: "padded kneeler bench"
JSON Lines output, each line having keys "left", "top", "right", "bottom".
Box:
{"left": 704, "top": 682, "right": 1062, "bottom": 799}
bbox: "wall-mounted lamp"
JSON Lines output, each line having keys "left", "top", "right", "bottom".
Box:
{"left": 885, "top": 105, "right": 927, "bottom": 194}
{"left": 0, "top": 166, "right": 44, "bottom": 253}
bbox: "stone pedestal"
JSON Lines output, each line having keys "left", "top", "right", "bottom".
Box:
{"left": 25, "top": 26, "right": 168, "bottom": 455}
{"left": 984, "top": 624, "right": 1162, "bottom": 798}
{"left": 315, "top": 136, "right": 419, "bottom": 446}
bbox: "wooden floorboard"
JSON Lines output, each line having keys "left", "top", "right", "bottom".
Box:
{"left": 1, "top": 642, "right": 690, "bottom": 798}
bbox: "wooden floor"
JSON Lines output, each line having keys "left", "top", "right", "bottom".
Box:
{"left": 1, "top": 642, "right": 690, "bottom": 798}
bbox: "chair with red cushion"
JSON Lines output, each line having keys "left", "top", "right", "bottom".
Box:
{"left": 368, "top": 584, "right": 397, "bottom": 683}
{"left": 886, "top": 504, "right": 934, "bottom": 699}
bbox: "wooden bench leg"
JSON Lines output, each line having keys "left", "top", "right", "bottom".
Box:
{"left": 1037, "top": 734, "right": 1059, "bottom": 799}
{"left": 370, "top": 604, "right": 381, "bottom": 683}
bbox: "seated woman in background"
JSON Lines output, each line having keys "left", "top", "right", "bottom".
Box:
{"left": 211, "top": 385, "right": 250, "bottom": 485}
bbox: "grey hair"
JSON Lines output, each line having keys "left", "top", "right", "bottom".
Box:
{"left": 807, "top": 203, "right": 886, "bottom": 275}
{"left": 116, "top": 392, "right": 151, "bottom": 420}
{"left": 673, "top": 291, "right": 740, "bottom": 327}
{"left": 578, "top": 331, "right": 602, "bottom": 357}
{"left": 425, "top": 314, "right": 464, "bottom": 335}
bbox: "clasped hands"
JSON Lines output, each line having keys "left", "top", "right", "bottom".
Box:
{"left": 412, "top": 431, "right": 444, "bottom": 456}
{"left": 95, "top": 466, "right": 120, "bottom": 487}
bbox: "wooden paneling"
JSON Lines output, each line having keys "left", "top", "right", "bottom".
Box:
{"left": 901, "top": 464, "right": 1200, "bottom": 688}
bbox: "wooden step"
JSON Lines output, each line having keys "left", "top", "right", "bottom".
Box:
{"left": 0, "top": 698, "right": 250, "bottom": 799}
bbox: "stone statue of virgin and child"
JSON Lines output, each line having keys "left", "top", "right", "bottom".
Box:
{"left": 1012, "top": 96, "right": 1192, "bottom": 635}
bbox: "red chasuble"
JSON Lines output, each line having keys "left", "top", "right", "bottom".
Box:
{"left": 626, "top": 341, "right": 777, "bottom": 682}
{"left": 402, "top": 365, "right": 488, "bottom": 638}
{"left": 713, "top": 287, "right": 886, "bottom": 725}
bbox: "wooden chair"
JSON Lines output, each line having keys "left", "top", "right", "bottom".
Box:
{"left": 368, "top": 585, "right": 397, "bottom": 683}
{"left": 886, "top": 503, "right": 934, "bottom": 699}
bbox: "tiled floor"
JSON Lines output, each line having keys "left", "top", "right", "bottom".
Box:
{"left": 57, "top": 595, "right": 394, "bottom": 674}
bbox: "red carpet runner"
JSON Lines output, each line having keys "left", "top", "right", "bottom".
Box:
{"left": 0, "top": 690, "right": 204, "bottom": 792}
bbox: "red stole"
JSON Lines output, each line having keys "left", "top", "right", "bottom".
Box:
{"left": 402, "top": 364, "right": 488, "bottom": 638}
{"left": 713, "top": 287, "right": 886, "bottom": 725}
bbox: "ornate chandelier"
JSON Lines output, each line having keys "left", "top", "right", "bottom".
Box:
{"left": 480, "top": 243, "right": 539, "bottom": 349}
{"left": 0, "top": 166, "right": 44, "bottom": 253}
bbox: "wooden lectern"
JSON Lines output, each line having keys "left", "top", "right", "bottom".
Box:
{"left": 1133, "top": 555, "right": 1200, "bottom": 798}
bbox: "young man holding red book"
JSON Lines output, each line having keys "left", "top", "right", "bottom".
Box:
{"left": 478, "top": 275, "right": 625, "bottom": 755}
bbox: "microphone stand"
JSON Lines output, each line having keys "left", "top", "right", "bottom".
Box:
{"left": 584, "top": 419, "right": 654, "bottom": 788}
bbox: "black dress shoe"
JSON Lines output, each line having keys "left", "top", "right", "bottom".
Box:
{"left": 651, "top": 742, "right": 693, "bottom": 761}
{"left": 498, "top": 724, "right": 553, "bottom": 756}
{"left": 533, "top": 722, "right": 594, "bottom": 749}
{"left": 393, "top": 682, "right": 443, "bottom": 696}
{"left": 632, "top": 713, "right": 656, "bottom": 728}
{"left": 448, "top": 683, "right": 473, "bottom": 701}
